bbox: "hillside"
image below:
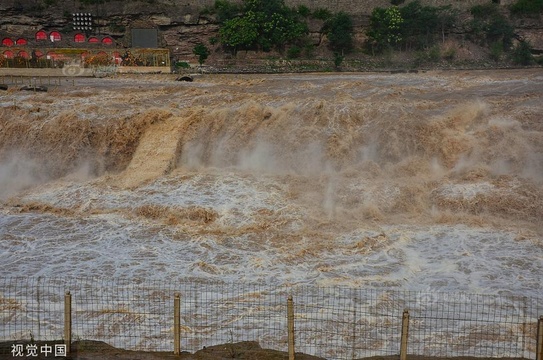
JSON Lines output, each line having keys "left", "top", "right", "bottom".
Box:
{"left": 0, "top": 0, "right": 542, "bottom": 70}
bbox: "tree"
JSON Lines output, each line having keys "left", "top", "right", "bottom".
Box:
{"left": 219, "top": 15, "right": 259, "bottom": 51}
{"left": 193, "top": 43, "right": 210, "bottom": 66}
{"left": 325, "top": 12, "right": 354, "bottom": 54}
{"left": 399, "top": 1, "right": 440, "bottom": 50}
{"left": 218, "top": 0, "right": 307, "bottom": 52}
{"left": 468, "top": 3, "right": 514, "bottom": 50}
{"left": 366, "top": 7, "right": 404, "bottom": 54}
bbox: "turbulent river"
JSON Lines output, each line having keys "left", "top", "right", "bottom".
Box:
{"left": 1, "top": 70, "right": 542, "bottom": 298}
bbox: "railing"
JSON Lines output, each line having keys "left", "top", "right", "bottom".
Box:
{"left": 0, "top": 277, "right": 541, "bottom": 359}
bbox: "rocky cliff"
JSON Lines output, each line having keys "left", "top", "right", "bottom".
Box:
{"left": 1, "top": 0, "right": 542, "bottom": 65}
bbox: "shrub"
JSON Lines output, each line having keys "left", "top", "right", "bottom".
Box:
{"left": 510, "top": 0, "right": 543, "bottom": 15}
{"left": 470, "top": 3, "right": 499, "bottom": 18}
{"left": 297, "top": 5, "right": 311, "bottom": 17}
{"left": 490, "top": 41, "right": 504, "bottom": 61}
{"left": 175, "top": 61, "right": 190, "bottom": 69}
{"left": 333, "top": 52, "right": 344, "bottom": 68}
{"left": 486, "top": 16, "right": 514, "bottom": 49}
{"left": 304, "top": 44, "right": 316, "bottom": 58}
{"left": 511, "top": 41, "right": 534, "bottom": 65}
{"left": 443, "top": 47, "right": 456, "bottom": 61}
{"left": 287, "top": 45, "right": 302, "bottom": 59}
{"left": 428, "top": 46, "right": 441, "bottom": 62}
{"left": 312, "top": 8, "right": 332, "bottom": 20}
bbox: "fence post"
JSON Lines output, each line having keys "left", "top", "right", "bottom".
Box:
{"left": 174, "top": 293, "right": 181, "bottom": 355}
{"left": 400, "top": 309, "right": 409, "bottom": 360}
{"left": 64, "top": 291, "right": 72, "bottom": 355}
{"left": 351, "top": 299, "right": 357, "bottom": 360}
{"left": 537, "top": 316, "right": 543, "bottom": 360}
{"left": 287, "top": 295, "right": 295, "bottom": 360}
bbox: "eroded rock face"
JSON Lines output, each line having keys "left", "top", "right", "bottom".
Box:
{"left": 0, "top": 0, "right": 541, "bottom": 63}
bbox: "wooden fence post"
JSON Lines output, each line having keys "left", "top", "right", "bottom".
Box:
{"left": 287, "top": 295, "right": 295, "bottom": 360}
{"left": 400, "top": 309, "right": 409, "bottom": 360}
{"left": 537, "top": 316, "right": 543, "bottom": 360}
{"left": 64, "top": 291, "right": 72, "bottom": 355}
{"left": 351, "top": 300, "right": 357, "bottom": 360}
{"left": 174, "top": 293, "right": 181, "bottom": 355}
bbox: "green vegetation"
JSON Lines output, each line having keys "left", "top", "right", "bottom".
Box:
{"left": 312, "top": 8, "right": 332, "bottom": 20}
{"left": 324, "top": 12, "right": 354, "bottom": 54}
{"left": 214, "top": 0, "right": 242, "bottom": 22}
{"left": 401, "top": 2, "right": 457, "bottom": 50}
{"left": 174, "top": 61, "right": 190, "bottom": 70}
{"left": 79, "top": 0, "right": 106, "bottom": 4}
{"left": 296, "top": 5, "right": 311, "bottom": 18}
{"left": 511, "top": 41, "right": 535, "bottom": 65}
{"left": 490, "top": 41, "right": 504, "bottom": 61}
{"left": 362, "top": 0, "right": 538, "bottom": 68}
{"left": 287, "top": 45, "right": 302, "bottom": 59}
{"left": 51, "top": 0, "right": 538, "bottom": 68}
{"left": 468, "top": 3, "right": 514, "bottom": 50}
{"left": 442, "top": 47, "right": 456, "bottom": 61}
{"left": 193, "top": 43, "right": 210, "bottom": 66}
{"left": 510, "top": 0, "right": 543, "bottom": 16}
{"left": 366, "top": 7, "right": 404, "bottom": 54}
{"left": 218, "top": 0, "right": 307, "bottom": 52}
{"left": 333, "top": 52, "right": 345, "bottom": 68}
{"left": 366, "top": 1, "right": 458, "bottom": 54}
{"left": 215, "top": 0, "right": 356, "bottom": 58}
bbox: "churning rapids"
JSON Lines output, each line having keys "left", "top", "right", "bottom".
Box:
{"left": 0, "top": 70, "right": 542, "bottom": 297}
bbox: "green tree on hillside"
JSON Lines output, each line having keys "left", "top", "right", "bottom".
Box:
{"left": 218, "top": 0, "right": 307, "bottom": 52}
{"left": 193, "top": 43, "right": 210, "bottom": 66}
{"left": 366, "top": 7, "right": 404, "bottom": 54}
{"left": 398, "top": 1, "right": 457, "bottom": 50}
{"left": 324, "top": 12, "right": 354, "bottom": 54}
{"left": 219, "top": 15, "right": 260, "bottom": 50}
{"left": 468, "top": 3, "right": 514, "bottom": 50}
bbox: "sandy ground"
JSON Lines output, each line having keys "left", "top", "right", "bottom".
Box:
{"left": 0, "top": 340, "right": 532, "bottom": 360}
{"left": 0, "top": 340, "right": 327, "bottom": 359}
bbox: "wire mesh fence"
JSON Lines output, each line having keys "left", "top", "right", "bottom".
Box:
{"left": 1, "top": 277, "right": 541, "bottom": 359}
